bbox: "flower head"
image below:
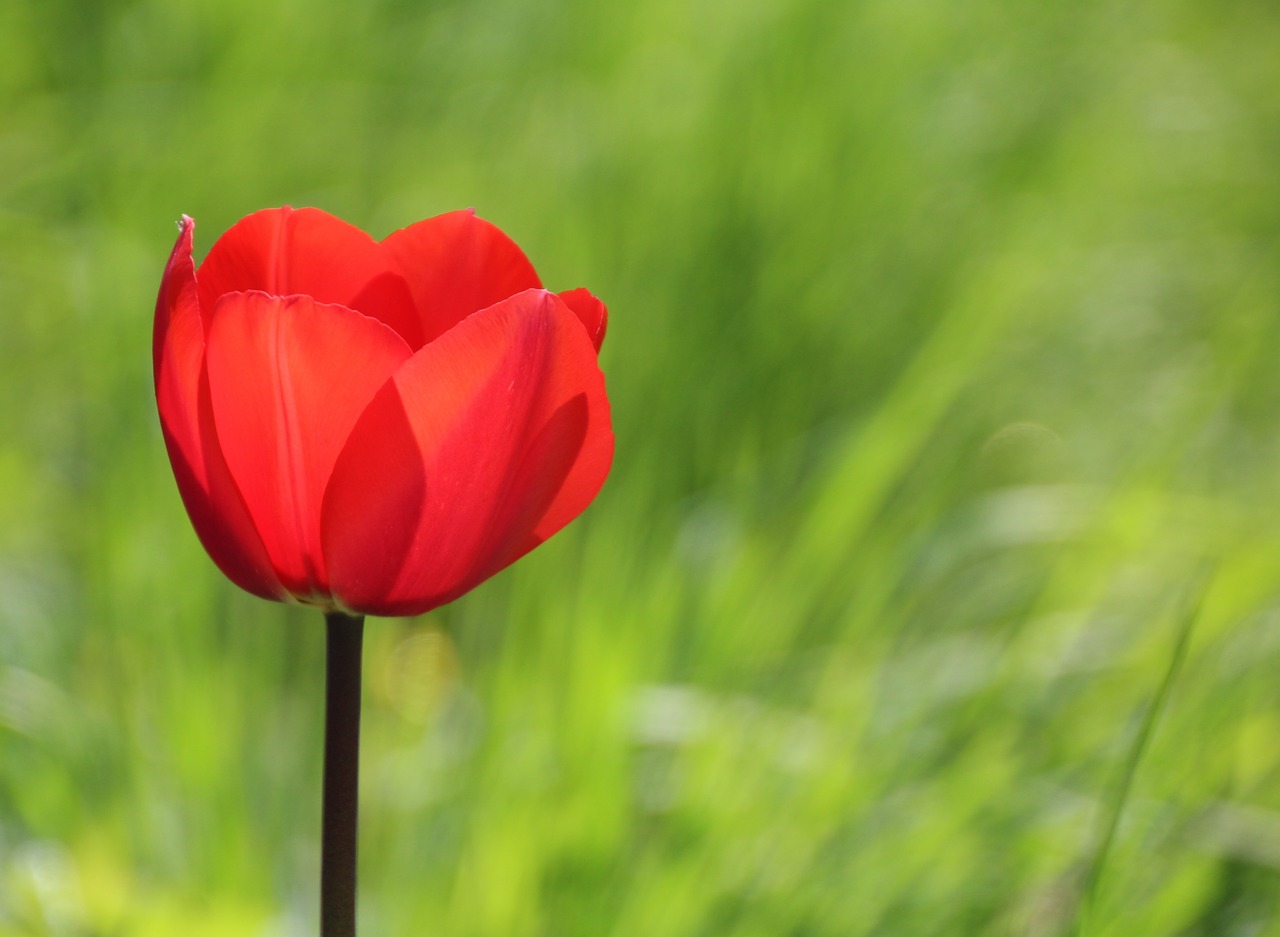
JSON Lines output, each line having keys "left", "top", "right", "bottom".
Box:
{"left": 154, "top": 207, "right": 612, "bottom": 616}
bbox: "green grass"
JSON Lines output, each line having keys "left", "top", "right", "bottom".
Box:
{"left": 4, "top": 0, "right": 1280, "bottom": 933}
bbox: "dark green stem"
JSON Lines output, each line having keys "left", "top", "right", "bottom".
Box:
{"left": 322, "top": 612, "right": 364, "bottom": 937}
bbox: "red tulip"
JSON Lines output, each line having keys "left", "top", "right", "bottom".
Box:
{"left": 154, "top": 207, "right": 612, "bottom": 617}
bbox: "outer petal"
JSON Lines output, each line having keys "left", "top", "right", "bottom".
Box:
{"left": 153, "top": 216, "right": 286, "bottom": 601}
{"left": 322, "top": 289, "right": 613, "bottom": 617}
{"left": 204, "top": 291, "right": 413, "bottom": 601}
{"left": 382, "top": 209, "right": 543, "bottom": 346}
{"left": 556, "top": 287, "right": 608, "bottom": 352}
{"left": 197, "top": 206, "right": 425, "bottom": 348}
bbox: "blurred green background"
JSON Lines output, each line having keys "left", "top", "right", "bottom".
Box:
{"left": 3, "top": 0, "right": 1280, "bottom": 934}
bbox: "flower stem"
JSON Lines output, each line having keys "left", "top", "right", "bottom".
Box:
{"left": 322, "top": 611, "right": 364, "bottom": 937}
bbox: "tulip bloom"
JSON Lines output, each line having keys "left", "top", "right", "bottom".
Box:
{"left": 154, "top": 207, "right": 612, "bottom": 617}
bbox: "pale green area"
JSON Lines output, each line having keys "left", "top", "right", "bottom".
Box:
{"left": 3, "top": 0, "right": 1280, "bottom": 934}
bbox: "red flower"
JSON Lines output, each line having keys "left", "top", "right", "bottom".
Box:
{"left": 154, "top": 207, "right": 612, "bottom": 617}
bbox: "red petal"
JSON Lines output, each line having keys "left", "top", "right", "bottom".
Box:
{"left": 381, "top": 209, "right": 543, "bottom": 347}
{"left": 204, "top": 291, "right": 413, "bottom": 600}
{"left": 197, "top": 207, "right": 424, "bottom": 348}
{"left": 556, "top": 288, "right": 608, "bottom": 352}
{"left": 154, "top": 216, "right": 286, "bottom": 600}
{"left": 322, "top": 289, "right": 613, "bottom": 616}
{"left": 154, "top": 216, "right": 202, "bottom": 391}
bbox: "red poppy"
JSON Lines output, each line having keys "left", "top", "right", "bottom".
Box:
{"left": 153, "top": 207, "right": 612, "bottom": 617}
